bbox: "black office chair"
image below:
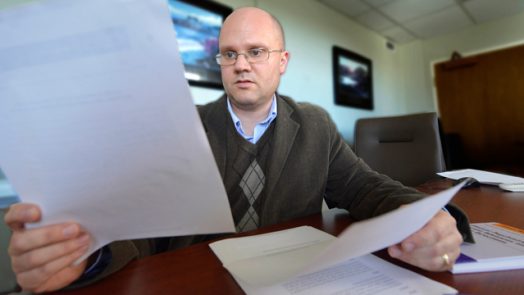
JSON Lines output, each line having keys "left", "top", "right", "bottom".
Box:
{"left": 354, "top": 112, "right": 446, "bottom": 187}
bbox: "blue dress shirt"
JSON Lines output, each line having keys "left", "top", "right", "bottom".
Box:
{"left": 227, "top": 95, "right": 277, "bottom": 144}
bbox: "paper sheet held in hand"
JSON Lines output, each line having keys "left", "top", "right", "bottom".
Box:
{"left": 0, "top": 0, "right": 235, "bottom": 261}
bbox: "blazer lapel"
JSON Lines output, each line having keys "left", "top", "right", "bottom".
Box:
{"left": 263, "top": 96, "right": 300, "bottom": 209}
{"left": 201, "top": 95, "right": 228, "bottom": 179}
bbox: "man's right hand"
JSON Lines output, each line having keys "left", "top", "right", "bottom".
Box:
{"left": 5, "top": 203, "right": 91, "bottom": 293}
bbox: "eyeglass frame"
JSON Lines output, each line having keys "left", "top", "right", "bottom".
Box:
{"left": 215, "top": 48, "right": 284, "bottom": 66}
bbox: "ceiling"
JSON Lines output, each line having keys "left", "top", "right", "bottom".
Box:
{"left": 318, "top": 0, "right": 524, "bottom": 44}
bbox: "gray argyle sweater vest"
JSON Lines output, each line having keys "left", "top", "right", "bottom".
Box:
{"left": 224, "top": 118, "right": 275, "bottom": 231}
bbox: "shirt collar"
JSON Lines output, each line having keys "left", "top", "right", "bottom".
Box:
{"left": 227, "top": 94, "right": 278, "bottom": 140}
{"left": 227, "top": 95, "right": 277, "bottom": 126}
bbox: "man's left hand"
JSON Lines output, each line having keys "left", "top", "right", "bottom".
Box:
{"left": 387, "top": 210, "right": 463, "bottom": 271}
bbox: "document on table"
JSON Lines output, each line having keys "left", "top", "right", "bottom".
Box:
{"left": 438, "top": 169, "right": 524, "bottom": 185}
{"left": 230, "top": 250, "right": 457, "bottom": 295}
{"left": 210, "top": 183, "right": 464, "bottom": 293}
{"left": 438, "top": 169, "right": 524, "bottom": 192}
{"left": 452, "top": 222, "right": 524, "bottom": 274}
{"left": 0, "top": 0, "right": 235, "bottom": 261}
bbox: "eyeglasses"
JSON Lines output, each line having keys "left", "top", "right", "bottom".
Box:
{"left": 215, "top": 48, "right": 283, "bottom": 66}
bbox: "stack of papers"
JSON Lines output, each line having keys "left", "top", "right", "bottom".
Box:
{"left": 210, "top": 184, "right": 465, "bottom": 294}
{"left": 452, "top": 223, "right": 524, "bottom": 274}
{"left": 212, "top": 227, "right": 457, "bottom": 295}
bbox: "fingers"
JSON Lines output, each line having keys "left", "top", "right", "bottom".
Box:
{"left": 5, "top": 203, "right": 91, "bottom": 292}
{"left": 401, "top": 211, "right": 457, "bottom": 250}
{"left": 388, "top": 211, "right": 463, "bottom": 271}
{"left": 9, "top": 223, "right": 83, "bottom": 256}
{"left": 388, "top": 231, "right": 461, "bottom": 271}
{"left": 5, "top": 203, "right": 41, "bottom": 230}
{"left": 16, "top": 246, "right": 89, "bottom": 292}
{"left": 34, "top": 259, "right": 88, "bottom": 293}
{"left": 9, "top": 222, "right": 91, "bottom": 277}
{"left": 11, "top": 232, "right": 90, "bottom": 273}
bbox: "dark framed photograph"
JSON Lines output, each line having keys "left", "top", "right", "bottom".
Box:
{"left": 332, "top": 46, "right": 373, "bottom": 110}
{"left": 168, "top": 0, "right": 232, "bottom": 89}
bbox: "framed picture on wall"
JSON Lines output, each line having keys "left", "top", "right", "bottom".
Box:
{"left": 332, "top": 46, "right": 373, "bottom": 110}
{"left": 167, "top": 0, "right": 232, "bottom": 89}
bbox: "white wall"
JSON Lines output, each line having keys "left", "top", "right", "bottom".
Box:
{"left": 190, "top": 0, "right": 524, "bottom": 143}
{"left": 400, "top": 11, "right": 524, "bottom": 115}
{"left": 191, "top": 0, "right": 407, "bottom": 143}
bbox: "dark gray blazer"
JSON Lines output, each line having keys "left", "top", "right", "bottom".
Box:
{"left": 200, "top": 94, "right": 425, "bottom": 224}
{"left": 74, "top": 94, "right": 472, "bottom": 288}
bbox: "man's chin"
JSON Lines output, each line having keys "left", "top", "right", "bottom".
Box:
{"left": 228, "top": 95, "right": 262, "bottom": 110}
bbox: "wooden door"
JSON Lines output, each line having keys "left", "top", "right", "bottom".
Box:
{"left": 435, "top": 45, "right": 524, "bottom": 170}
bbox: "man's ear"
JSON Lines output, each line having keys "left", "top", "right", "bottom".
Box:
{"left": 279, "top": 51, "right": 290, "bottom": 74}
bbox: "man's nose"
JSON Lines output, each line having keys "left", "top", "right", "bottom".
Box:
{"left": 234, "top": 54, "right": 251, "bottom": 71}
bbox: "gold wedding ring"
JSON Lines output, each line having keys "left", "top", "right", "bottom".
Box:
{"left": 442, "top": 253, "right": 450, "bottom": 266}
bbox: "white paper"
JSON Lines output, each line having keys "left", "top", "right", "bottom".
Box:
{"left": 438, "top": 169, "right": 524, "bottom": 185}
{"left": 210, "top": 226, "right": 335, "bottom": 265}
{"left": 211, "top": 226, "right": 335, "bottom": 286}
{"left": 211, "top": 227, "right": 457, "bottom": 295}
{"left": 211, "top": 183, "right": 463, "bottom": 286}
{"left": 243, "top": 255, "right": 456, "bottom": 295}
{"left": 497, "top": 183, "right": 524, "bottom": 192}
{"left": 0, "top": 0, "right": 235, "bottom": 261}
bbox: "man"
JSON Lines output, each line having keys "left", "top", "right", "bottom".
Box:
{"left": 5, "top": 7, "right": 471, "bottom": 293}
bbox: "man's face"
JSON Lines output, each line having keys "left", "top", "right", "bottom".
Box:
{"left": 219, "top": 9, "right": 289, "bottom": 111}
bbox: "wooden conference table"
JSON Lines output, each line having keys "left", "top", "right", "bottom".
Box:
{"left": 54, "top": 179, "right": 524, "bottom": 295}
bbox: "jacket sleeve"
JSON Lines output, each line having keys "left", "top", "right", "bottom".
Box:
{"left": 321, "top": 109, "right": 473, "bottom": 242}
{"left": 66, "top": 239, "right": 154, "bottom": 289}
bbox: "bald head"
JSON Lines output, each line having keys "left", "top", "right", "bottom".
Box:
{"left": 221, "top": 7, "right": 285, "bottom": 49}
{"left": 218, "top": 6, "right": 290, "bottom": 114}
